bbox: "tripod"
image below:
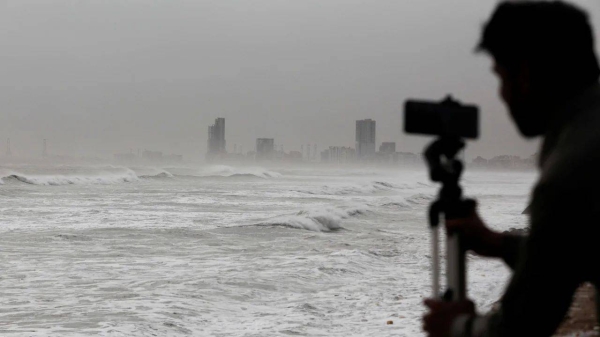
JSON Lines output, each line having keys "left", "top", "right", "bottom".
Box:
{"left": 425, "top": 137, "right": 474, "bottom": 302}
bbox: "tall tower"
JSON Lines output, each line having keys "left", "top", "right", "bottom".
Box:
{"left": 6, "top": 138, "right": 11, "bottom": 157}
{"left": 207, "top": 118, "right": 226, "bottom": 160}
{"left": 356, "top": 119, "right": 376, "bottom": 159}
{"left": 42, "top": 139, "right": 48, "bottom": 157}
{"left": 313, "top": 144, "right": 317, "bottom": 160}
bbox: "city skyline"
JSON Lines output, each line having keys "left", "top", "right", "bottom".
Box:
{"left": 6, "top": 1, "right": 599, "bottom": 159}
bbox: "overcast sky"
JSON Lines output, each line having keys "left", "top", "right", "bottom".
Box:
{"left": 2, "top": 0, "right": 600, "bottom": 160}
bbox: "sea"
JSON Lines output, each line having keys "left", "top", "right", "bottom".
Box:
{"left": 0, "top": 163, "right": 535, "bottom": 336}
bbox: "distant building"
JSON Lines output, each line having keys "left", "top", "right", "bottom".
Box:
{"left": 397, "top": 152, "right": 420, "bottom": 164}
{"left": 287, "top": 151, "right": 303, "bottom": 162}
{"left": 471, "top": 154, "right": 535, "bottom": 169}
{"left": 379, "top": 142, "right": 396, "bottom": 154}
{"left": 207, "top": 118, "right": 226, "bottom": 159}
{"left": 356, "top": 119, "right": 376, "bottom": 159}
{"left": 321, "top": 149, "right": 330, "bottom": 162}
{"left": 256, "top": 138, "right": 275, "bottom": 161}
{"left": 324, "top": 146, "right": 356, "bottom": 163}
{"left": 472, "top": 156, "right": 488, "bottom": 166}
{"left": 142, "top": 150, "right": 163, "bottom": 161}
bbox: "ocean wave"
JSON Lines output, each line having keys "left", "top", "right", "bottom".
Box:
{"left": 138, "top": 171, "right": 174, "bottom": 179}
{"left": 259, "top": 206, "right": 369, "bottom": 232}
{"left": 406, "top": 193, "right": 434, "bottom": 205}
{"left": 0, "top": 170, "right": 139, "bottom": 186}
{"left": 381, "top": 201, "right": 411, "bottom": 209}
{"left": 169, "top": 165, "right": 281, "bottom": 179}
{"left": 373, "top": 181, "right": 398, "bottom": 189}
{"left": 295, "top": 181, "right": 405, "bottom": 196}
{"left": 0, "top": 165, "right": 281, "bottom": 185}
{"left": 183, "top": 172, "right": 279, "bottom": 179}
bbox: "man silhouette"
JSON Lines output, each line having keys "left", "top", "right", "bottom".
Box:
{"left": 423, "top": 2, "right": 600, "bottom": 337}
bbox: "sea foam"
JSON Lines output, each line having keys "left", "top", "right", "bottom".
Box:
{"left": 0, "top": 170, "right": 140, "bottom": 186}
{"left": 169, "top": 165, "right": 282, "bottom": 179}
{"left": 261, "top": 206, "right": 370, "bottom": 232}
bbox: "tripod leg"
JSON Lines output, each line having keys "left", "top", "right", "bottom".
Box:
{"left": 446, "top": 230, "right": 467, "bottom": 301}
{"left": 431, "top": 226, "right": 440, "bottom": 298}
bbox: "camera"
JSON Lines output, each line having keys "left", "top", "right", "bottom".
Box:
{"left": 404, "top": 96, "right": 479, "bottom": 139}
{"left": 403, "top": 95, "right": 480, "bottom": 302}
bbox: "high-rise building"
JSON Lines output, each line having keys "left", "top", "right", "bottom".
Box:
{"left": 379, "top": 142, "right": 396, "bottom": 154}
{"left": 356, "top": 119, "right": 376, "bottom": 159}
{"left": 207, "top": 118, "right": 226, "bottom": 159}
{"left": 256, "top": 138, "right": 275, "bottom": 161}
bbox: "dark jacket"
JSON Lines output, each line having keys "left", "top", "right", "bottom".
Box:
{"left": 452, "top": 83, "right": 600, "bottom": 337}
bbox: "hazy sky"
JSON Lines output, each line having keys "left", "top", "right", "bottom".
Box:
{"left": 2, "top": 0, "right": 600, "bottom": 160}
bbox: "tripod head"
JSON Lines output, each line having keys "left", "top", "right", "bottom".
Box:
{"left": 425, "top": 137, "right": 464, "bottom": 199}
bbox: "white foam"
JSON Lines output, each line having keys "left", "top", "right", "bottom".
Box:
{"left": 169, "top": 165, "right": 282, "bottom": 179}
{"left": 0, "top": 170, "right": 139, "bottom": 186}
{"left": 0, "top": 167, "right": 537, "bottom": 336}
{"left": 138, "top": 170, "right": 174, "bottom": 179}
{"left": 296, "top": 181, "right": 406, "bottom": 196}
{"left": 262, "top": 206, "right": 370, "bottom": 232}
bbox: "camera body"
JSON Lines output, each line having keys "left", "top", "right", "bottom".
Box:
{"left": 404, "top": 96, "right": 479, "bottom": 139}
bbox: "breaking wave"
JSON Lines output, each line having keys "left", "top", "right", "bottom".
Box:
{"left": 138, "top": 171, "right": 174, "bottom": 179}
{"left": 169, "top": 165, "right": 282, "bottom": 179}
{"left": 0, "top": 170, "right": 139, "bottom": 186}
{"left": 295, "top": 181, "right": 406, "bottom": 196}
{"left": 259, "top": 206, "right": 370, "bottom": 232}
{"left": 0, "top": 165, "right": 282, "bottom": 186}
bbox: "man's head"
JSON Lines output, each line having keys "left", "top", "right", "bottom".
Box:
{"left": 479, "top": 1, "right": 600, "bottom": 137}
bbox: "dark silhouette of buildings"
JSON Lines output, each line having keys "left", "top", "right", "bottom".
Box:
{"left": 356, "top": 119, "right": 376, "bottom": 159}
{"left": 207, "top": 118, "right": 226, "bottom": 159}
{"left": 256, "top": 138, "right": 275, "bottom": 161}
{"left": 379, "top": 142, "right": 396, "bottom": 154}
{"left": 321, "top": 146, "right": 356, "bottom": 163}
{"left": 471, "top": 154, "right": 536, "bottom": 169}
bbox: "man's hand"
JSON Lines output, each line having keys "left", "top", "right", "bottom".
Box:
{"left": 446, "top": 202, "right": 504, "bottom": 258}
{"left": 423, "top": 299, "right": 475, "bottom": 337}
